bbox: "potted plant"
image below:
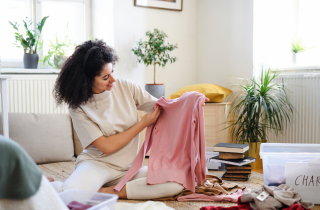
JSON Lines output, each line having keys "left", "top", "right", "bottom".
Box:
{"left": 9, "top": 16, "right": 49, "bottom": 69}
{"left": 291, "top": 38, "right": 307, "bottom": 65}
{"left": 226, "top": 68, "right": 293, "bottom": 169}
{"left": 132, "top": 28, "right": 178, "bottom": 98}
{"left": 41, "top": 35, "right": 76, "bottom": 69}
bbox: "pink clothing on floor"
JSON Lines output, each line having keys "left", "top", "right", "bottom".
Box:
{"left": 177, "top": 189, "right": 244, "bottom": 202}
{"left": 67, "top": 201, "right": 92, "bottom": 210}
{"left": 114, "top": 91, "right": 206, "bottom": 192}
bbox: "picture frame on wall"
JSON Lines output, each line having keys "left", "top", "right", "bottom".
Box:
{"left": 134, "top": 0, "right": 183, "bottom": 11}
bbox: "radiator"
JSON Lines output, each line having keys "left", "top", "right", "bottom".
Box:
{"left": 269, "top": 73, "right": 320, "bottom": 144}
{"left": 4, "top": 76, "right": 68, "bottom": 114}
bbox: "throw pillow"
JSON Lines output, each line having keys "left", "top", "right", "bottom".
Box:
{"left": 168, "top": 84, "right": 231, "bottom": 102}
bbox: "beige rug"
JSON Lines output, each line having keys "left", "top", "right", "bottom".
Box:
{"left": 38, "top": 159, "right": 320, "bottom": 210}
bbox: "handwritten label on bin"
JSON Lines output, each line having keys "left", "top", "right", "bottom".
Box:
{"left": 286, "top": 162, "right": 320, "bottom": 204}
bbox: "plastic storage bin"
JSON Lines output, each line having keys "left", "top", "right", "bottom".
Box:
{"left": 260, "top": 143, "right": 320, "bottom": 186}
{"left": 59, "top": 189, "right": 118, "bottom": 210}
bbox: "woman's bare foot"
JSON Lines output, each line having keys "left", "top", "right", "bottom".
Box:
{"left": 46, "top": 176, "right": 54, "bottom": 182}
{"left": 98, "top": 185, "right": 127, "bottom": 199}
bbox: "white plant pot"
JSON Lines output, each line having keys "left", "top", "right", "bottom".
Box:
{"left": 292, "top": 53, "right": 297, "bottom": 65}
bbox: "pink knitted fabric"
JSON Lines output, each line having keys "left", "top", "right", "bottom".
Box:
{"left": 177, "top": 190, "right": 244, "bottom": 202}
{"left": 114, "top": 91, "right": 206, "bottom": 192}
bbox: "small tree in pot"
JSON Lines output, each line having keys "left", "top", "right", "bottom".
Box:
{"left": 9, "top": 16, "right": 49, "bottom": 69}
{"left": 132, "top": 28, "right": 178, "bottom": 98}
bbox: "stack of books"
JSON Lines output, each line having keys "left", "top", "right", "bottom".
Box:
{"left": 210, "top": 143, "right": 256, "bottom": 181}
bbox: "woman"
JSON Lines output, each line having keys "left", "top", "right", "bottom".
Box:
{"left": 52, "top": 39, "right": 185, "bottom": 200}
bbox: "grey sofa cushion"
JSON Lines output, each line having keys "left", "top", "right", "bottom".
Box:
{"left": 0, "top": 113, "right": 74, "bottom": 164}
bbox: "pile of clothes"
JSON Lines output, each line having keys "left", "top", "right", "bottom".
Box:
{"left": 201, "top": 184, "right": 314, "bottom": 210}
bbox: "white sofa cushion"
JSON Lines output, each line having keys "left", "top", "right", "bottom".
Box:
{"left": 0, "top": 113, "right": 74, "bottom": 164}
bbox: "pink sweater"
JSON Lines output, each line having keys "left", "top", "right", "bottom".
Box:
{"left": 114, "top": 91, "right": 206, "bottom": 192}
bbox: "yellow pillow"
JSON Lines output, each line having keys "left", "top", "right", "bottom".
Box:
{"left": 168, "top": 84, "right": 232, "bottom": 103}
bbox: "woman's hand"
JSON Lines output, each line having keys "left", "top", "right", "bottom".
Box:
{"left": 140, "top": 106, "right": 162, "bottom": 127}
{"left": 203, "top": 98, "right": 210, "bottom": 107}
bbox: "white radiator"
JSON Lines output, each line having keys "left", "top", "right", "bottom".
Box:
{"left": 4, "top": 75, "right": 68, "bottom": 114}
{"left": 269, "top": 73, "right": 320, "bottom": 144}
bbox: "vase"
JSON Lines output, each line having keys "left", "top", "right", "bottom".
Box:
{"left": 145, "top": 84, "right": 165, "bottom": 99}
{"left": 54, "top": 55, "right": 68, "bottom": 69}
{"left": 244, "top": 142, "right": 264, "bottom": 170}
{"left": 292, "top": 53, "right": 296, "bottom": 65}
{"left": 23, "top": 53, "right": 39, "bottom": 69}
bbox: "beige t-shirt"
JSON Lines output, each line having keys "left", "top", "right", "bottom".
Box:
{"left": 69, "top": 79, "right": 157, "bottom": 171}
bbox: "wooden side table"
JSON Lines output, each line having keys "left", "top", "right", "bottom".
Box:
{"left": 0, "top": 76, "right": 12, "bottom": 138}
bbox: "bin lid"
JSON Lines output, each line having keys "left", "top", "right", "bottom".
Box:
{"left": 260, "top": 143, "right": 320, "bottom": 158}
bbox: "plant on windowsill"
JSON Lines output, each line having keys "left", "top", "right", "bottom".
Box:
{"left": 226, "top": 68, "right": 293, "bottom": 169}
{"left": 291, "top": 38, "right": 307, "bottom": 65}
{"left": 132, "top": 28, "right": 178, "bottom": 98}
{"left": 41, "top": 23, "right": 76, "bottom": 69}
{"left": 41, "top": 36, "right": 76, "bottom": 69}
{"left": 8, "top": 16, "right": 49, "bottom": 69}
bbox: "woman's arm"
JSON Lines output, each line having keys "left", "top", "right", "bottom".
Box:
{"left": 92, "top": 106, "right": 161, "bottom": 156}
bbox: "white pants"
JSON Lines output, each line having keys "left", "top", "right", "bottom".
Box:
{"left": 51, "top": 160, "right": 184, "bottom": 200}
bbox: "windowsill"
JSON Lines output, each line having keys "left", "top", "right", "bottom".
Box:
{"left": 0, "top": 68, "right": 60, "bottom": 74}
{"left": 270, "top": 65, "right": 320, "bottom": 72}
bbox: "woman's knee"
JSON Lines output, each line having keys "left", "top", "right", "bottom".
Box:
{"left": 161, "top": 182, "right": 184, "bottom": 197}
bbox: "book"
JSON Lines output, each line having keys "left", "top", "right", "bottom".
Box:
{"left": 222, "top": 172, "right": 249, "bottom": 181}
{"left": 219, "top": 152, "right": 244, "bottom": 160}
{"left": 222, "top": 172, "right": 250, "bottom": 181}
{"left": 213, "top": 143, "right": 249, "bottom": 153}
{"left": 222, "top": 177, "right": 248, "bottom": 181}
{"left": 226, "top": 170, "right": 251, "bottom": 174}
{"left": 225, "top": 164, "right": 251, "bottom": 170}
{"left": 223, "top": 173, "right": 251, "bottom": 179}
{"left": 210, "top": 156, "right": 256, "bottom": 166}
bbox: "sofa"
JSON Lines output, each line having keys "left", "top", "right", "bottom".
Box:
{"left": 0, "top": 113, "right": 83, "bottom": 164}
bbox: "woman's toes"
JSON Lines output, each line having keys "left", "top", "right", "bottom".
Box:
{"left": 47, "top": 176, "right": 54, "bottom": 182}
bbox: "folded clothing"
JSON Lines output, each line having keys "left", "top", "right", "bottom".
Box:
{"left": 240, "top": 184, "right": 313, "bottom": 210}
{"left": 154, "top": 175, "right": 245, "bottom": 202}
{"left": 200, "top": 197, "right": 310, "bottom": 210}
{"left": 67, "top": 201, "right": 92, "bottom": 210}
{"left": 177, "top": 189, "right": 244, "bottom": 202}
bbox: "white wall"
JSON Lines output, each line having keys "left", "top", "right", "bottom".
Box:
{"left": 93, "top": 0, "right": 254, "bottom": 96}
{"left": 113, "top": 0, "right": 197, "bottom": 97}
{"left": 196, "top": 0, "right": 254, "bottom": 89}
{"left": 92, "top": 0, "right": 114, "bottom": 46}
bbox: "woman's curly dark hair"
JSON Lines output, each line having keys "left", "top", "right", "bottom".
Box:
{"left": 53, "top": 39, "right": 119, "bottom": 109}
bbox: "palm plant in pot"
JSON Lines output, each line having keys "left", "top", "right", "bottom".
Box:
{"left": 9, "top": 16, "right": 49, "bottom": 69}
{"left": 132, "top": 28, "right": 178, "bottom": 98}
{"left": 226, "top": 68, "right": 293, "bottom": 169}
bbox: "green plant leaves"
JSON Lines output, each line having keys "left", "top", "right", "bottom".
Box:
{"left": 226, "top": 68, "right": 293, "bottom": 143}
{"left": 8, "top": 16, "right": 49, "bottom": 54}
{"left": 132, "top": 28, "right": 178, "bottom": 83}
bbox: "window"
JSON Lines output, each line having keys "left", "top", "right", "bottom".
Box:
{"left": 253, "top": 0, "right": 320, "bottom": 71}
{"left": 0, "top": 0, "right": 91, "bottom": 69}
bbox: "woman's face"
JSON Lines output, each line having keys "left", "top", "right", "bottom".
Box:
{"left": 92, "top": 62, "right": 116, "bottom": 94}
